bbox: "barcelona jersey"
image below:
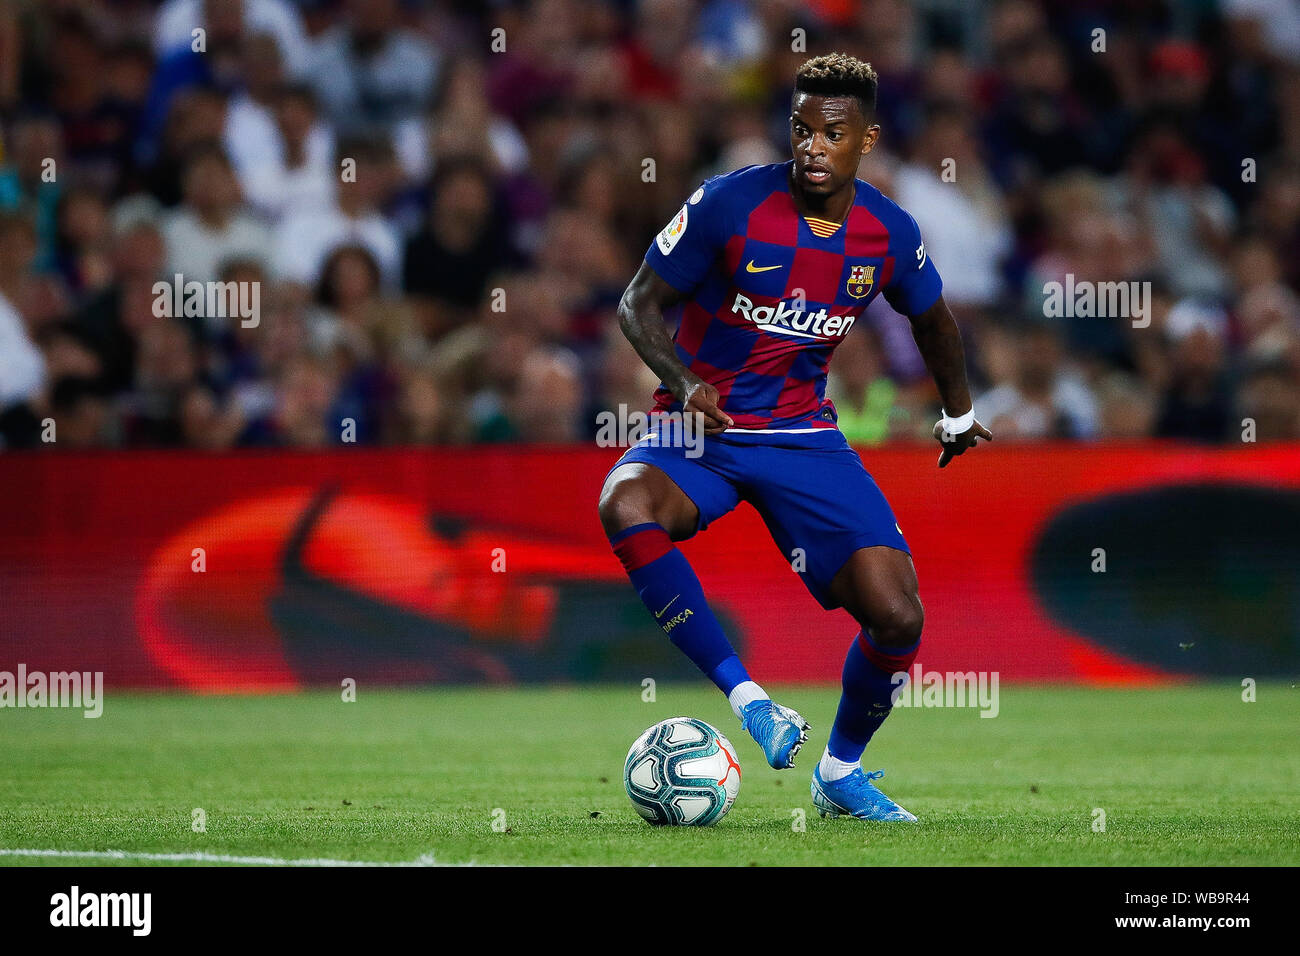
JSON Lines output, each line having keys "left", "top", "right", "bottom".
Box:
{"left": 643, "top": 160, "right": 942, "bottom": 433}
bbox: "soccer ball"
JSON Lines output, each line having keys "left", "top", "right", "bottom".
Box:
{"left": 624, "top": 717, "right": 741, "bottom": 826}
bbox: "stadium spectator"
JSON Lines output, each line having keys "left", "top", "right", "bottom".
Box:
{"left": 46, "top": 375, "right": 112, "bottom": 448}
{"left": 242, "top": 352, "right": 340, "bottom": 447}
{"left": 0, "top": 214, "right": 46, "bottom": 430}
{"left": 54, "top": 185, "right": 115, "bottom": 296}
{"left": 222, "top": 33, "right": 313, "bottom": 198}
{"left": 506, "top": 345, "right": 586, "bottom": 443}
{"left": 272, "top": 135, "right": 401, "bottom": 289}
{"left": 403, "top": 158, "right": 512, "bottom": 321}
{"left": 1155, "top": 299, "right": 1235, "bottom": 441}
{"left": 232, "top": 82, "right": 336, "bottom": 221}
{"left": 140, "top": 0, "right": 251, "bottom": 164}
{"left": 893, "top": 104, "right": 1013, "bottom": 311}
{"left": 0, "top": 113, "right": 65, "bottom": 272}
{"left": 394, "top": 356, "right": 456, "bottom": 446}
{"left": 414, "top": 56, "right": 528, "bottom": 183}
{"left": 1095, "top": 372, "right": 1160, "bottom": 440}
{"left": 1237, "top": 357, "right": 1300, "bottom": 441}
{"left": 153, "top": 0, "right": 311, "bottom": 79}
{"left": 306, "top": 0, "right": 440, "bottom": 139}
{"left": 162, "top": 141, "right": 271, "bottom": 287}
{"left": 976, "top": 319, "right": 1100, "bottom": 439}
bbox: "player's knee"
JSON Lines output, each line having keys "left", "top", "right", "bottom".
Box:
{"left": 597, "top": 473, "right": 655, "bottom": 537}
{"left": 889, "top": 596, "right": 924, "bottom": 646}
{"left": 870, "top": 594, "right": 924, "bottom": 648}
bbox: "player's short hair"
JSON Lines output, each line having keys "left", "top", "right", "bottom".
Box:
{"left": 794, "top": 53, "right": 879, "bottom": 118}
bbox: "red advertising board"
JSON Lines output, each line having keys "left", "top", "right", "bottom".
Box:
{"left": 1, "top": 444, "right": 1297, "bottom": 690}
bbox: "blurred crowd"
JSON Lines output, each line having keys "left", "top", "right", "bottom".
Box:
{"left": 1, "top": 0, "right": 1298, "bottom": 450}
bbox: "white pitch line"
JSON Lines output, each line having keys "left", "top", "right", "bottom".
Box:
{"left": 0, "top": 848, "right": 458, "bottom": 867}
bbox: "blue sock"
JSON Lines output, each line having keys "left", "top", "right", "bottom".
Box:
{"left": 826, "top": 630, "right": 920, "bottom": 763}
{"left": 610, "top": 522, "right": 750, "bottom": 695}
{"left": 705, "top": 655, "right": 750, "bottom": 694}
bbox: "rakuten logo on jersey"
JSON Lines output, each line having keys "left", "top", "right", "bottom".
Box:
{"left": 730, "top": 293, "right": 855, "bottom": 340}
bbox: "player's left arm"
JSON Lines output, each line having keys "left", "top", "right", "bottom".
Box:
{"left": 905, "top": 294, "right": 992, "bottom": 468}
{"left": 883, "top": 220, "right": 992, "bottom": 468}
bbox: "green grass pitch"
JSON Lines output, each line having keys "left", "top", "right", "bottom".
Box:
{"left": 2, "top": 684, "right": 1297, "bottom": 866}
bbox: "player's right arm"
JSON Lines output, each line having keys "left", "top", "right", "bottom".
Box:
{"left": 619, "top": 181, "right": 737, "bottom": 435}
{"left": 617, "top": 263, "right": 734, "bottom": 436}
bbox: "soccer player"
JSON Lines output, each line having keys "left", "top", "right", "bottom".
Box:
{"left": 597, "top": 54, "right": 991, "bottom": 821}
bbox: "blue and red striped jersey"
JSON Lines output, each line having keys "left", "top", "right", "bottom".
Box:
{"left": 643, "top": 160, "right": 942, "bottom": 432}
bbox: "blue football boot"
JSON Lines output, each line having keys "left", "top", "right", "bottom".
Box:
{"left": 739, "top": 700, "right": 810, "bottom": 769}
{"left": 811, "top": 765, "right": 918, "bottom": 821}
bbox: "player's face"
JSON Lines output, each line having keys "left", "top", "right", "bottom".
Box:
{"left": 789, "top": 94, "right": 879, "bottom": 196}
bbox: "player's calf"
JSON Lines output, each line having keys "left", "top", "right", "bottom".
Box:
{"left": 817, "top": 627, "right": 921, "bottom": 786}
{"left": 815, "top": 546, "right": 924, "bottom": 791}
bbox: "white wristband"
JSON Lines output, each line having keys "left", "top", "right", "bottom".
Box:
{"left": 940, "top": 407, "right": 975, "bottom": 437}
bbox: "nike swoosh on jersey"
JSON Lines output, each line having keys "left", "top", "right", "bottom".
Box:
{"left": 745, "top": 260, "right": 782, "bottom": 273}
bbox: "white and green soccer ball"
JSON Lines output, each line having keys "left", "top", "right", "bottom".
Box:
{"left": 624, "top": 717, "right": 741, "bottom": 826}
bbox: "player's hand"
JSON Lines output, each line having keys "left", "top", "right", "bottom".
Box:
{"left": 682, "top": 380, "right": 734, "bottom": 436}
{"left": 933, "top": 419, "right": 992, "bottom": 468}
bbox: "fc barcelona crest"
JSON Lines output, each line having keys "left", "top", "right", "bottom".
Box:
{"left": 846, "top": 264, "right": 875, "bottom": 299}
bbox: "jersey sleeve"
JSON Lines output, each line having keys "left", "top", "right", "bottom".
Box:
{"left": 883, "top": 212, "right": 943, "bottom": 316}
{"left": 643, "top": 180, "right": 730, "bottom": 293}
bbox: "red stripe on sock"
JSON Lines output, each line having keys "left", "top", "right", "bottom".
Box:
{"left": 612, "top": 526, "right": 674, "bottom": 573}
{"left": 854, "top": 631, "right": 919, "bottom": 674}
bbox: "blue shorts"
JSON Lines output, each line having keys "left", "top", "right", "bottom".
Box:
{"left": 608, "top": 427, "right": 910, "bottom": 610}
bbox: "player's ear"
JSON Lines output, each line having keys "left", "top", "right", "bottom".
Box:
{"left": 861, "top": 124, "right": 880, "bottom": 156}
